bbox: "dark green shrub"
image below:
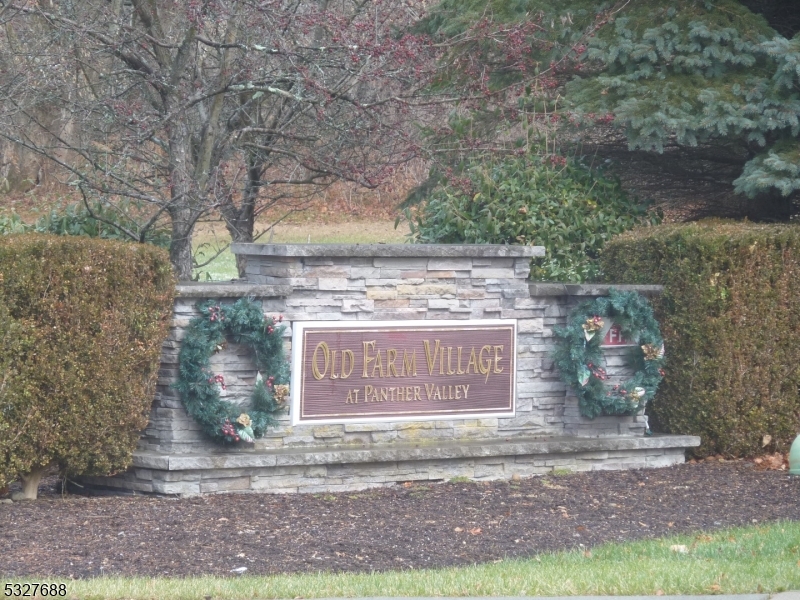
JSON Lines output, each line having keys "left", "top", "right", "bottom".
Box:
{"left": 601, "top": 221, "right": 800, "bottom": 457}
{"left": 0, "top": 235, "right": 174, "bottom": 497}
{"left": 405, "top": 154, "right": 659, "bottom": 282}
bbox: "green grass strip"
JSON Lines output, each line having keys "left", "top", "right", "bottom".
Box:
{"left": 3, "top": 521, "right": 799, "bottom": 599}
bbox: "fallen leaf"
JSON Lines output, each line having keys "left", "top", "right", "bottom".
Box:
{"left": 655, "top": 590, "right": 664, "bottom": 596}
{"left": 709, "top": 584, "right": 721, "bottom": 592}
{"left": 762, "top": 434, "right": 772, "bottom": 447}
{"left": 670, "top": 545, "right": 688, "bottom": 553}
{"left": 576, "top": 525, "right": 586, "bottom": 532}
{"left": 468, "top": 527, "right": 482, "bottom": 535}
{"left": 454, "top": 527, "right": 463, "bottom": 532}
{"left": 583, "top": 551, "right": 592, "bottom": 558}
{"left": 217, "top": 517, "right": 229, "bottom": 522}
{"left": 667, "top": 522, "right": 674, "bottom": 528}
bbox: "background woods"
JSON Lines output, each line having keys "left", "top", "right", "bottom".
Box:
{"left": 1, "top": 1, "right": 800, "bottom": 278}
{"left": 0, "top": 0, "right": 444, "bottom": 279}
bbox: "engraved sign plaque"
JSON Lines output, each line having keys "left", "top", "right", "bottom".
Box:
{"left": 290, "top": 319, "right": 516, "bottom": 425}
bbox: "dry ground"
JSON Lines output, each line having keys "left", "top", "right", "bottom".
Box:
{"left": 1, "top": 459, "right": 798, "bottom": 579}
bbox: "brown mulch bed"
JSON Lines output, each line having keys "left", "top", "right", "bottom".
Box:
{"left": 1, "top": 459, "right": 798, "bottom": 579}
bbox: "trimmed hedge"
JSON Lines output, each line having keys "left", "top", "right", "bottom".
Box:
{"left": 600, "top": 221, "right": 800, "bottom": 457}
{"left": 0, "top": 235, "right": 174, "bottom": 490}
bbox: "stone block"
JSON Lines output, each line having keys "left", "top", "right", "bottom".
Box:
{"left": 313, "top": 425, "right": 345, "bottom": 439}
{"left": 502, "top": 287, "right": 532, "bottom": 299}
{"left": 471, "top": 268, "right": 516, "bottom": 279}
{"left": 518, "top": 318, "right": 545, "bottom": 333}
{"left": 474, "top": 462, "right": 505, "bottom": 479}
{"left": 373, "top": 257, "right": 428, "bottom": 268}
{"left": 304, "top": 266, "right": 351, "bottom": 278}
{"left": 498, "top": 415, "right": 548, "bottom": 429}
{"left": 285, "top": 298, "right": 342, "bottom": 308}
{"left": 351, "top": 267, "right": 382, "bottom": 279}
{"left": 428, "top": 298, "right": 460, "bottom": 309}
{"left": 200, "top": 476, "right": 252, "bottom": 493}
{"left": 396, "top": 284, "right": 457, "bottom": 297}
{"left": 345, "top": 423, "right": 398, "bottom": 432}
{"left": 370, "top": 431, "right": 400, "bottom": 443}
{"left": 457, "top": 289, "right": 487, "bottom": 300}
{"left": 365, "top": 308, "right": 426, "bottom": 320}
{"left": 374, "top": 299, "right": 410, "bottom": 308}
{"left": 400, "top": 270, "right": 427, "bottom": 279}
{"left": 366, "top": 289, "right": 397, "bottom": 300}
{"left": 341, "top": 298, "right": 374, "bottom": 313}
{"left": 427, "top": 258, "right": 474, "bottom": 270}
{"left": 151, "top": 480, "right": 201, "bottom": 495}
{"left": 317, "top": 278, "right": 348, "bottom": 291}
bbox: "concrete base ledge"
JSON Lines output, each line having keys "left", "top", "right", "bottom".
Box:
{"left": 75, "top": 434, "right": 700, "bottom": 497}
{"left": 232, "top": 243, "right": 545, "bottom": 258}
{"left": 175, "top": 282, "right": 290, "bottom": 298}
{"left": 133, "top": 434, "right": 700, "bottom": 471}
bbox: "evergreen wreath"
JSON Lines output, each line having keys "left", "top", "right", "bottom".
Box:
{"left": 553, "top": 289, "right": 665, "bottom": 422}
{"left": 174, "top": 298, "right": 290, "bottom": 444}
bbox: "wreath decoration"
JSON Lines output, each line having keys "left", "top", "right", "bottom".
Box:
{"left": 174, "top": 298, "right": 290, "bottom": 444}
{"left": 553, "top": 289, "right": 665, "bottom": 424}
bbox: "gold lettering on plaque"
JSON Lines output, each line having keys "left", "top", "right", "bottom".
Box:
{"left": 493, "top": 345, "right": 504, "bottom": 374}
{"left": 465, "top": 347, "right": 478, "bottom": 374}
{"left": 341, "top": 349, "right": 354, "bottom": 379}
{"left": 446, "top": 347, "right": 457, "bottom": 375}
{"left": 402, "top": 349, "right": 417, "bottom": 376}
{"left": 423, "top": 339, "right": 440, "bottom": 375}
{"left": 372, "top": 349, "right": 385, "bottom": 378}
{"left": 456, "top": 347, "right": 465, "bottom": 374}
{"left": 479, "top": 345, "right": 492, "bottom": 382}
{"left": 312, "top": 341, "right": 330, "bottom": 380}
{"left": 386, "top": 348, "right": 399, "bottom": 377}
{"left": 362, "top": 340, "right": 376, "bottom": 378}
{"left": 329, "top": 349, "right": 339, "bottom": 379}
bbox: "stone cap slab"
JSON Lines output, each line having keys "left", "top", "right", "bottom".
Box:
{"left": 529, "top": 283, "right": 664, "bottom": 297}
{"left": 133, "top": 434, "right": 700, "bottom": 471}
{"left": 231, "top": 243, "right": 545, "bottom": 258}
{"left": 175, "top": 282, "right": 291, "bottom": 298}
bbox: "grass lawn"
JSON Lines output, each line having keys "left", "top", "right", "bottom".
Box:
{"left": 6, "top": 521, "right": 799, "bottom": 599}
{"left": 192, "top": 220, "right": 407, "bottom": 281}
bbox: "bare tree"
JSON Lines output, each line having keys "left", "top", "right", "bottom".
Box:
{"left": 0, "top": 0, "right": 443, "bottom": 279}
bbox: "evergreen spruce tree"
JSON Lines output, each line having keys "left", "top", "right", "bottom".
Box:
{"left": 420, "top": 0, "right": 800, "bottom": 220}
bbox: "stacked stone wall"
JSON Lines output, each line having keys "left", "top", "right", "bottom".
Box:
{"left": 77, "top": 244, "right": 696, "bottom": 496}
